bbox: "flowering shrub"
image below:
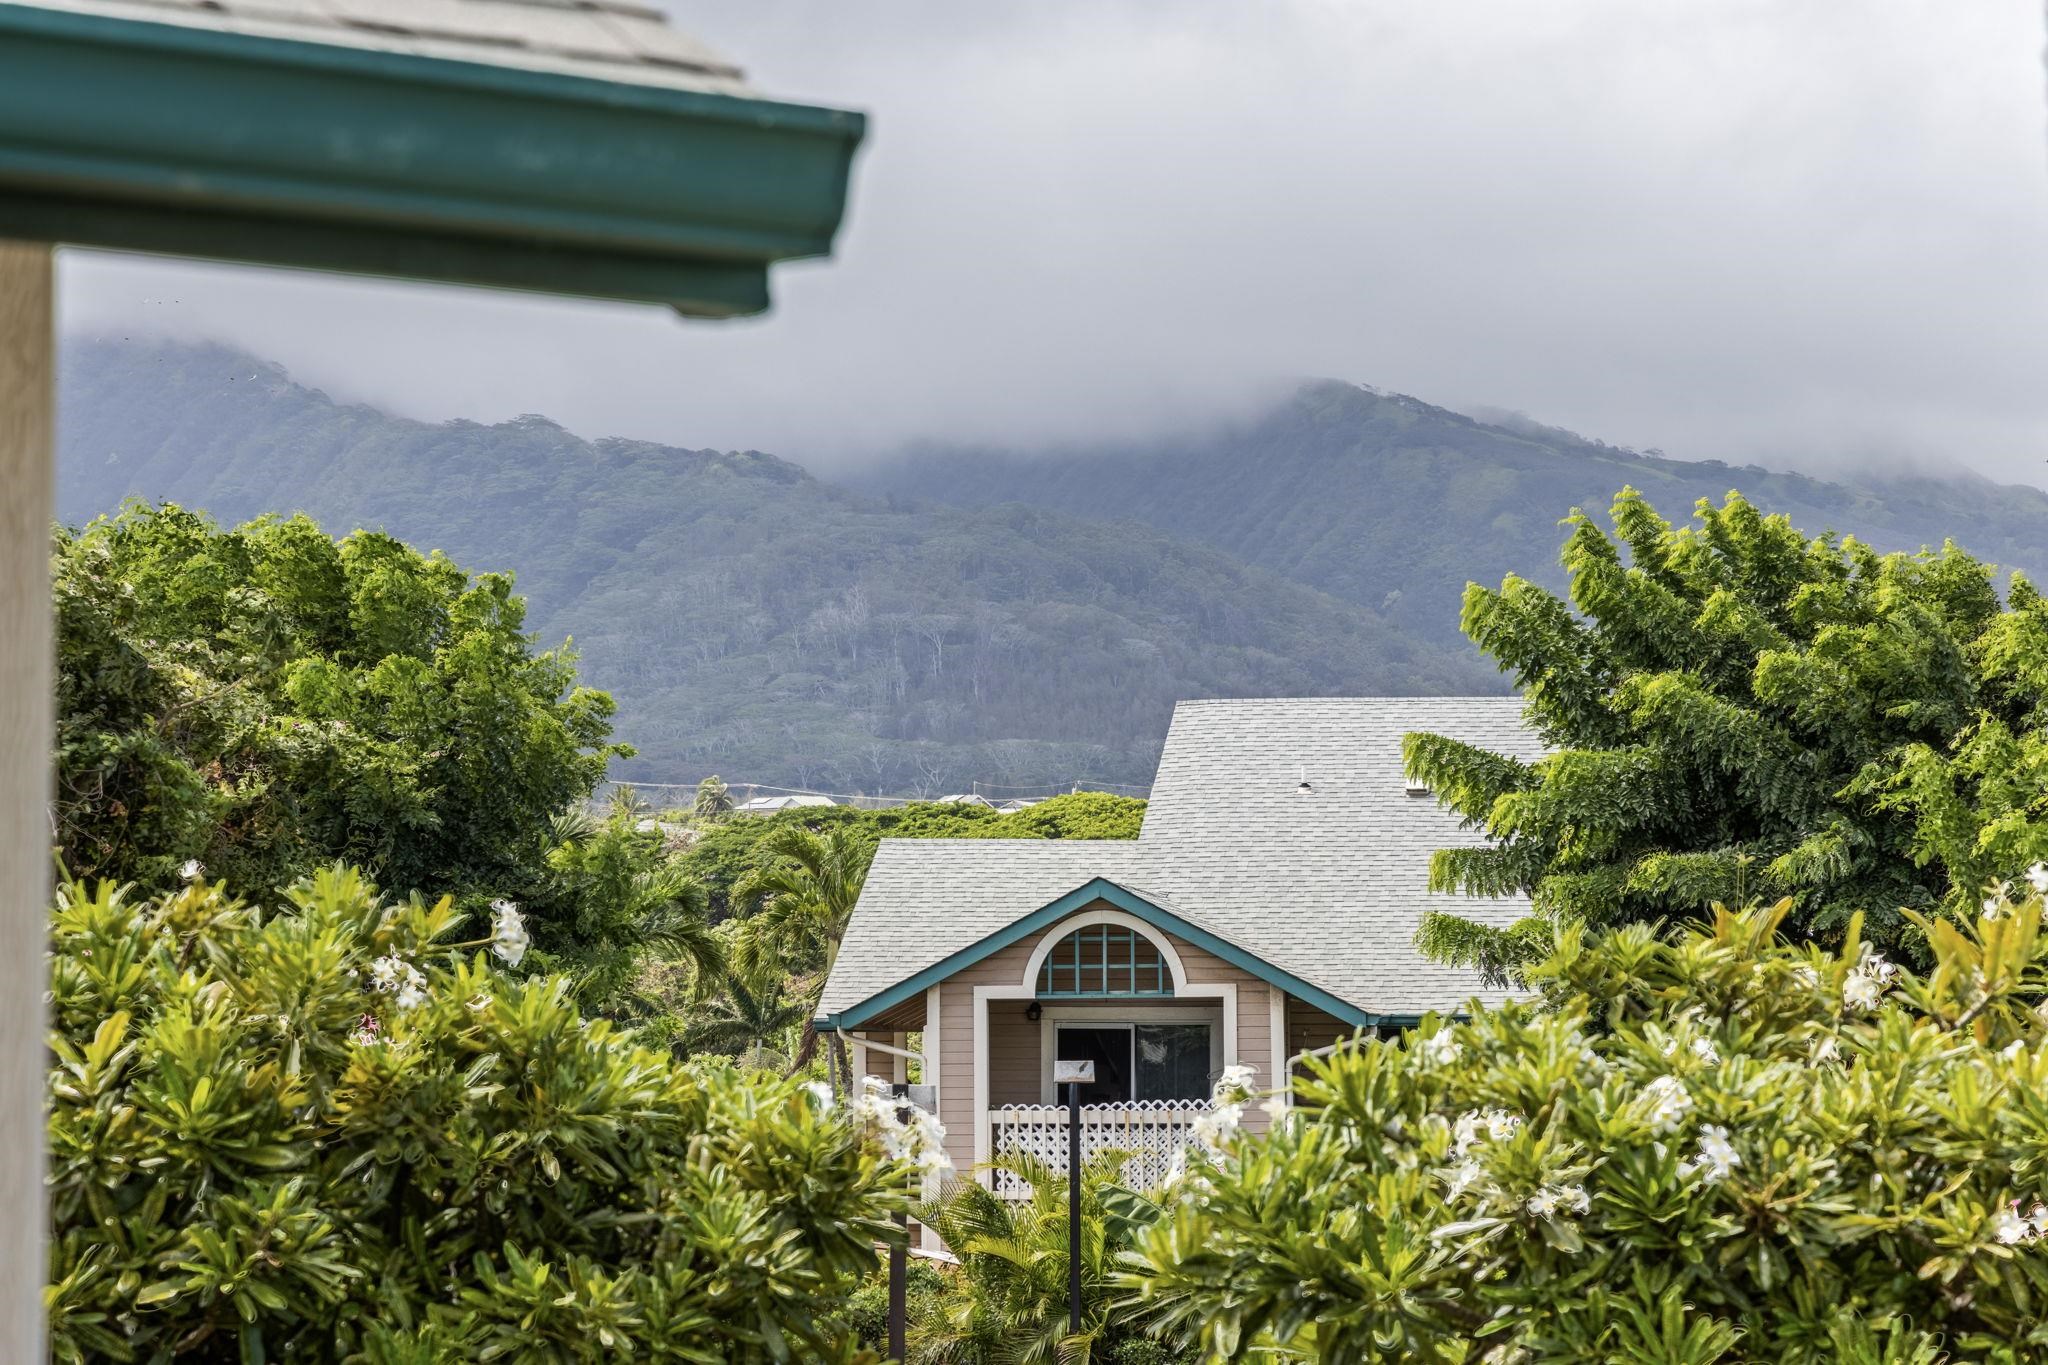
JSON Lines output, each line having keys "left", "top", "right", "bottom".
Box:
{"left": 1125, "top": 890, "right": 2048, "bottom": 1363}
{"left": 46, "top": 867, "right": 908, "bottom": 1363}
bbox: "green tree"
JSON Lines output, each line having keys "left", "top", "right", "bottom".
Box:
{"left": 53, "top": 503, "right": 625, "bottom": 899}
{"left": 680, "top": 972, "right": 810, "bottom": 1072}
{"left": 46, "top": 866, "right": 908, "bottom": 1363}
{"left": 1408, "top": 487, "right": 2014, "bottom": 981}
{"left": 693, "top": 775, "right": 734, "bottom": 822}
{"left": 527, "top": 811, "right": 723, "bottom": 1013}
{"left": 918, "top": 1154, "right": 1164, "bottom": 1365}
{"left": 1124, "top": 892, "right": 2048, "bottom": 1364}
{"left": 730, "top": 823, "right": 866, "bottom": 983}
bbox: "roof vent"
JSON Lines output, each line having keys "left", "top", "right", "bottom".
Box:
{"left": 1405, "top": 778, "right": 1432, "bottom": 797}
{"left": 1296, "top": 766, "right": 1314, "bottom": 796}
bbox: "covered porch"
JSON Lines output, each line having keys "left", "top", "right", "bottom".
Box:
{"left": 837, "top": 885, "right": 1376, "bottom": 1201}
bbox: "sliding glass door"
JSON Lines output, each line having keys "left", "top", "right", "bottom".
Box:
{"left": 1053, "top": 1022, "right": 1213, "bottom": 1103}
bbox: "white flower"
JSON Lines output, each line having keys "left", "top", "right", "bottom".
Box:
{"left": 490, "top": 899, "right": 530, "bottom": 968}
{"left": 1487, "top": 1110, "right": 1522, "bottom": 1142}
{"left": 1452, "top": 1110, "right": 1484, "bottom": 1156}
{"left": 1860, "top": 949, "right": 1899, "bottom": 984}
{"left": 2028, "top": 863, "right": 2048, "bottom": 895}
{"left": 1983, "top": 899, "right": 2005, "bottom": 922}
{"left": 370, "top": 954, "right": 428, "bottom": 1009}
{"left": 1259, "top": 1094, "right": 1291, "bottom": 1124}
{"left": 179, "top": 859, "right": 204, "bottom": 882}
{"left": 1415, "top": 1029, "right": 1461, "bottom": 1067}
{"left": 1691, "top": 1124, "right": 1740, "bottom": 1183}
{"left": 2028, "top": 1202, "right": 2048, "bottom": 1237}
{"left": 1524, "top": 1184, "right": 1588, "bottom": 1219}
{"left": 1994, "top": 1205, "right": 2033, "bottom": 1245}
{"left": 1842, "top": 972, "right": 1885, "bottom": 1011}
{"left": 1191, "top": 1102, "right": 1244, "bottom": 1153}
{"left": 1441, "top": 1157, "right": 1485, "bottom": 1200}
{"left": 1640, "top": 1076, "right": 1693, "bottom": 1135}
{"left": 803, "top": 1080, "right": 834, "bottom": 1109}
{"left": 1690, "top": 1037, "right": 1720, "bottom": 1065}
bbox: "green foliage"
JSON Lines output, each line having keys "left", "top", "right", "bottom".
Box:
{"left": 916, "top": 1155, "right": 1166, "bottom": 1365}
{"left": 526, "top": 811, "right": 722, "bottom": 1013}
{"left": 842, "top": 1259, "right": 955, "bottom": 1355}
{"left": 46, "top": 867, "right": 906, "bottom": 1363}
{"left": 1123, "top": 893, "right": 2048, "bottom": 1363}
{"left": 680, "top": 792, "right": 1146, "bottom": 923}
{"left": 53, "top": 502, "right": 624, "bottom": 898}
{"left": 693, "top": 775, "right": 733, "bottom": 822}
{"left": 1410, "top": 487, "right": 2035, "bottom": 978}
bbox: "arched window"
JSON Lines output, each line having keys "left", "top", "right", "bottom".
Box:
{"left": 1035, "top": 923, "right": 1174, "bottom": 998}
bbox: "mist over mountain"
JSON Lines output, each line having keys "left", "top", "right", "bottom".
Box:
{"left": 858, "top": 380, "right": 2048, "bottom": 646}
{"left": 62, "top": 338, "right": 2048, "bottom": 796}
{"left": 56, "top": 338, "right": 1492, "bottom": 795}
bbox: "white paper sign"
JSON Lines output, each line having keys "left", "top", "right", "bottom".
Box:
{"left": 1053, "top": 1059, "right": 1096, "bottom": 1085}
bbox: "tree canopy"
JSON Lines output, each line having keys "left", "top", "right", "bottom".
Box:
{"left": 1407, "top": 487, "right": 2034, "bottom": 979}
{"left": 46, "top": 867, "right": 908, "bottom": 1363}
{"left": 55, "top": 503, "right": 625, "bottom": 901}
{"left": 1125, "top": 891, "right": 2048, "bottom": 1363}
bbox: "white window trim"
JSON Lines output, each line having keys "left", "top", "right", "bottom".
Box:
{"left": 1038, "top": 1004, "right": 1224, "bottom": 1104}
{"left": 1018, "top": 907, "right": 1192, "bottom": 996}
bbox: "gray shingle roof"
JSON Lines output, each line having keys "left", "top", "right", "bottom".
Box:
{"left": 819, "top": 696, "right": 1544, "bottom": 1021}
{"left": 11, "top": 0, "right": 751, "bottom": 93}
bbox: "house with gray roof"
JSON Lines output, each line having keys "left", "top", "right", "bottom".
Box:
{"left": 814, "top": 695, "right": 1540, "bottom": 1198}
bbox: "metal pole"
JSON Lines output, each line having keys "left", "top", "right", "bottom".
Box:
{"left": 1067, "top": 1078, "right": 1083, "bottom": 1337}
{"left": 889, "top": 1086, "right": 910, "bottom": 1361}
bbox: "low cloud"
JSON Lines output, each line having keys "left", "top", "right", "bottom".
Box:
{"left": 59, "top": 0, "right": 2048, "bottom": 483}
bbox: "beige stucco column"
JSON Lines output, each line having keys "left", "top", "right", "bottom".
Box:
{"left": 0, "top": 238, "right": 52, "bottom": 1361}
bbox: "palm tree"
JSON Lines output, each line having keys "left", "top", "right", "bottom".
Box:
{"left": 679, "top": 972, "right": 808, "bottom": 1071}
{"left": 693, "top": 774, "right": 733, "bottom": 822}
{"left": 541, "top": 811, "right": 724, "bottom": 1009}
{"left": 730, "top": 822, "right": 864, "bottom": 982}
{"left": 729, "top": 822, "right": 866, "bottom": 1074}
{"left": 915, "top": 1152, "right": 1167, "bottom": 1365}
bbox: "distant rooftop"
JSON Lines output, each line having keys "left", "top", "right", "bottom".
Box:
{"left": 822, "top": 697, "right": 1545, "bottom": 1023}
{"left": 17, "top": 0, "right": 752, "bottom": 94}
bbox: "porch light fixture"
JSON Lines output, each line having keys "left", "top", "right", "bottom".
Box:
{"left": 1025, "top": 1000, "right": 1043, "bottom": 1022}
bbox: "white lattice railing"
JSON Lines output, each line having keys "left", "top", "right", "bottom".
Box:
{"left": 987, "top": 1102, "right": 1206, "bottom": 1197}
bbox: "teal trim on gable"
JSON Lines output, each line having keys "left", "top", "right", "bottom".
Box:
{"left": 814, "top": 877, "right": 1379, "bottom": 1032}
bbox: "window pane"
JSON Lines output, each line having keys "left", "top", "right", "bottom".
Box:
{"left": 1134, "top": 1024, "right": 1210, "bottom": 1101}
{"left": 1055, "top": 1027, "right": 1131, "bottom": 1103}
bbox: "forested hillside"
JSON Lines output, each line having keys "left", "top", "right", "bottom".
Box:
{"left": 57, "top": 339, "right": 1493, "bottom": 793}
{"left": 862, "top": 379, "right": 2048, "bottom": 647}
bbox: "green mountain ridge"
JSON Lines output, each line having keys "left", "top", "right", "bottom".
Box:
{"left": 56, "top": 338, "right": 1494, "bottom": 794}
{"left": 860, "top": 378, "right": 2048, "bottom": 645}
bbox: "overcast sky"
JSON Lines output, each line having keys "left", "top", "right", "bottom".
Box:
{"left": 60, "top": 1, "right": 2048, "bottom": 484}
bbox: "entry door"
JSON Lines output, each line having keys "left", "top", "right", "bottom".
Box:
{"left": 1054, "top": 1026, "right": 1131, "bottom": 1104}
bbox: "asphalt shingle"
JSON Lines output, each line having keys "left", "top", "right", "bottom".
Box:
{"left": 8, "top": 0, "right": 751, "bottom": 94}
{"left": 820, "top": 697, "right": 1544, "bottom": 1021}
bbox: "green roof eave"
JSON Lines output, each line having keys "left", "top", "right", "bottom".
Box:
{"left": 814, "top": 877, "right": 1381, "bottom": 1033}
{"left": 0, "top": 4, "right": 866, "bottom": 316}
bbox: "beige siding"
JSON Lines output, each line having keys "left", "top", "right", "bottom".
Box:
{"left": 1286, "top": 996, "right": 1359, "bottom": 1072}
{"left": 932, "top": 901, "right": 1286, "bottom": 1169}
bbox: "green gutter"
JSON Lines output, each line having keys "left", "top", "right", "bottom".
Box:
{"left": 0, "top": 4, "right": 865, "bottom": 316}
{"left": 814, "top": 877, "right": 1380, "bottom": 1033}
